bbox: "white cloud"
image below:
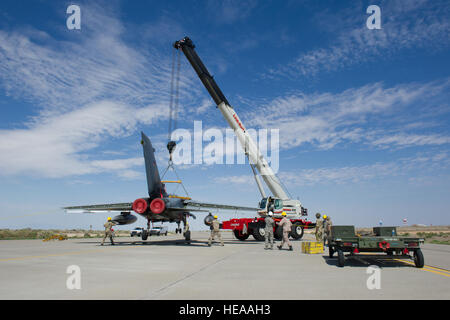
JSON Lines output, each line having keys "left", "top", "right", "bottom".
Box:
{"left": 216, "top": 152, "right": 450, "bottom": 187}
{"left": 268, "top": 0, "right": 450, "bottom": 78}
{"left": 0, "top": 101, "right": 164, "bottom": 178}
{"left": 243, "top": 80, "right": 450, "bottom": 150}
{"left": 0, "top": 4, "right": 201, "bottom": 179}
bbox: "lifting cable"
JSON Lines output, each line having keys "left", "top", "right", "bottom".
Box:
{"left": 163, "top": 47, "right": 190, "bottom": 199}
{"left": 167, "top": 47, "right": 181, "bottom": 161}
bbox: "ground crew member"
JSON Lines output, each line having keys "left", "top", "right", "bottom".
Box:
{"left": 315, "top": 212, "right": 324, "bottom": 242}
{"left": 277, "top": 212, "right": 293, "bottom": 251}
{"left": 101, "top": 217, "right": 117, "bottom": 246}
{"left": 208, "top": 215, "right": 224, "bottom": 247}
{"left": 264, "top": 211, "right": 275, "bottom": 250}
{"left": 323, "top": 215, "right": 332, "bottom": 246}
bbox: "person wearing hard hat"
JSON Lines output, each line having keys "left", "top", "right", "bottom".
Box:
{"left": 101, "top": 217, "right": 117, "bottom": 246}
{"left": 264, "top": 211, "right": 275, "bottom": 250}
{"left": 323, "top": 215, "right": 332, "bottom": 246}
{"left": 277, "top": 211, "right": 293, "bottom": 251}
{"left": 208, "top": 215, "right": 224, "bottom": 247}
{"left": 315, "top": 213, "right": 324, "bottom": 242}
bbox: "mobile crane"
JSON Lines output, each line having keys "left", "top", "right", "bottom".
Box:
{"left": 174, "top": 37, "right": 314, "bottom": 241}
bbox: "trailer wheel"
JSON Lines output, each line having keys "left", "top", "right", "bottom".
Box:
{"left": 141, "top": 230, "right": 148, "bottom": 241}
{"left": 290, "top": 223, "right": 304, "bottom": 240}
{"left": 329, "top": 246, "right": 334, "bottom": 258}
{"left": 337, "top": 249, "right": 345, "bottom": 267}
{"left": 414, "top": 249, "right": 424, "bottom": 268}
{"left": 252, "top": 227, "right": 265, "bottom": 241}
{"left": 233, "top": 229, "right": 250, "bottom": 241}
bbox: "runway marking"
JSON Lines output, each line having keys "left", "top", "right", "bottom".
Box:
{"left": 393, "top": 259, "right": 450, "bottom": 278}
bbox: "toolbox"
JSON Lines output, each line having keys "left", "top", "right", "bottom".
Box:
{"left": 301, "top": 241, "right": 324, "bottom": 254}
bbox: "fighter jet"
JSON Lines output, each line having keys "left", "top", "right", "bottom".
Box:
{"left": 64, "top": 132, "right": 258, "bottom": 243}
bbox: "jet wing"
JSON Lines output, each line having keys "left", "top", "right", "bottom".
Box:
{"left": 64, "top": 202, "right": 133, "bottom": 213}
{"left": 184, "top": 200, "right": 259, "bottom": 212}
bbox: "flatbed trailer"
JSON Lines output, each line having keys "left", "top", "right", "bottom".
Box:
{"left": 328, "top": 226, "right": 425, "bottom": 268}
{"left": 222, "top": 217, "right": 315, "bottom": 241}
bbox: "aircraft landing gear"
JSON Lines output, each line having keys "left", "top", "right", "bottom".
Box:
{"left": 142, "top": 220, "right": 150, "bottom": 241}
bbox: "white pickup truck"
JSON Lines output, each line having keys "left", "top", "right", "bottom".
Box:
{"left": 149, "top": 226, "right": 168, "bottom": 236}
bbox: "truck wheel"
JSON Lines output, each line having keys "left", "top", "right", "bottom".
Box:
{"left": 337, "top": 249, "right": 345, "bottom": 267}
{"left": 233, "top": 229, "right": 250, "bottom": 241}
{"left": 414, "top": 249, "right": 424, "bottom": 268}
{"left": 274, "top": 226, "right": 283, "bottom": 241}
{"left": 141, "top": 230, "right": 148, "bottom": 241}
{"left": 252, "top": 227, "right": 265, "bottom": 241}
{"left": 329, "top": 246, "right": 334, "bottom": 258}
{"left": 290, "top": 223, "right": 304, "bottom": 240}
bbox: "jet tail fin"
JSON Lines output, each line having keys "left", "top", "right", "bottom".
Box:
{"left": 141, "top": 132, "right": 167, "bottom": 198}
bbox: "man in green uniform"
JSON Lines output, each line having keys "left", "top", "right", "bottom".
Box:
{"left": 323, "top": 215, "right": 332, "bottom": 247}
{"left": 208, "top": 215, "right": 224, "bottom": 246}
{"left": 101, "top": 217, "right": 117, "bottom": 246}
{"left": 315, "top": 213, "right": 324, "bottom": 242}
{"left": 264, "top": 211, "right": 275, "bottom": 250}
{"left": 277, "top": 212, "right": 293, "bottom": 251}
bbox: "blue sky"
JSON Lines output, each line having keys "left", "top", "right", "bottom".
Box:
{"left": 0, "top": 0, "right": 449, "bottom": 230}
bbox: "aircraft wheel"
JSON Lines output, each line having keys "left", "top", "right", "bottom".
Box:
{"left": 414, "top": 249, "right": 424, "bottom": 268}
{"left": 141, "top": 230, "right": 148, "bottom": 241}
{"left": 337, "top": 249, "right": 345, "bottom": 267}
{"left": 233, "top": 229, "right": 250, "bottom": 241}
{"left": 184, "top": 230, "right": 191, "bottom": 242}
{"left": 252, "top": 227, "right": 265, "bottom": 241}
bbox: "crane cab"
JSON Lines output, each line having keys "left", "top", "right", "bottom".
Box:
{"left": 258, "top": 197, "right": 308, "bottom": 218}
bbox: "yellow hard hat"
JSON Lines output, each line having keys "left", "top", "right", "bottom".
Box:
{"left": 107, "top": 217, "right": 112, "bottom": 221}
{"left": 323, "top": 215, "right": 327, "bottom": 219}
{"left": 214, "top": 215, "right": 218, "bottom": 219}
{"left": 281, "top": 212, "right": 286, "bottom": 216}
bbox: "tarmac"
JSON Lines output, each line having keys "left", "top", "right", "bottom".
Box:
{"left": 0, "top": 231, "right": 449, "bottom": 300}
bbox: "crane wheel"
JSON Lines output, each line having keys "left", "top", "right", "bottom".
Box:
{"left": 233, "top": 230, "right": 250, "bottom": 241}
{"left": 274, "top": 226, "right": 283, "bottom": 241}
{"left": 290, "top": 223, "right": 304, "bottom": 240}
{"left": 251, "top": 227, "right": 265, "bottom": 241}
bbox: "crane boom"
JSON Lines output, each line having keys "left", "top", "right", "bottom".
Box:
{"left": 174, "top": 37, "right": 288, "bottom": 200}
{"left": 174, "top": 37, "right": 307, "bottom": 217}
